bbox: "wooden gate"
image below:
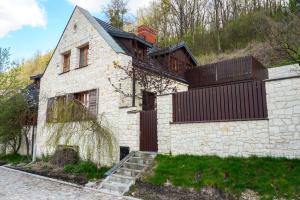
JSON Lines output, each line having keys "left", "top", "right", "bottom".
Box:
{"left": 140, "top": 110, "right": 158, "bottom": 152}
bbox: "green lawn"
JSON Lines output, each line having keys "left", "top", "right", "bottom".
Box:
{"left": 64, "top": 161, "right": 110, "bottom": 180}
{"left": 145, "top": 155, "right": 300, "bottom": 200}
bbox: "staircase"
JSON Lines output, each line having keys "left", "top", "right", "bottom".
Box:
{"left": 98, "top": 151, "right": 156, "bottom": 195}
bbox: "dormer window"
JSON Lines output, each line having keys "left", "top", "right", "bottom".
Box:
{"left": 63, "top": 52, "right": 71, "bottom": 73}
{"left": 79, "top": 45, "right": 89, "bottom": 68}
{"left": 170, "top": 57, "right": 179, "bottom": 72}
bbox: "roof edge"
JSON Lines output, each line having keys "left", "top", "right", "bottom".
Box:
{"left": 77, "top": 7, "right": 125, "bottom": 54}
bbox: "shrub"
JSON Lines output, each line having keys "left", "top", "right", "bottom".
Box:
{"left": 50, "top": 147, "right": 79, "bottom": 167}
{"left": 64, "top": 161, "right": 109, "bottom": 180}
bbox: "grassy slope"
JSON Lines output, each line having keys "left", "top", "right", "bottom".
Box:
{"left": 145, "top": 155, "right": 300, "bottom": 200}
{"left": 196, "top": 42, "right": 296, "bottom": 67}
{"left": 17, "top": 51, "right": 52, "bottom": 84}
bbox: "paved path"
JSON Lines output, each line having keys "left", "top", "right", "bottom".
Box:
{"left": 0, "top": 166, "right": 134, "bottom": 200}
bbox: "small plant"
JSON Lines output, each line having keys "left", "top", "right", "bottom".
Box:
{"left": 0, "top": 154, "right": 30, "bottom": 165}
{"left": 41, "top": 153, "right": 51, "bottom": 162}
{"left": 64, "top": 161, "right": 110, "bottom": 180}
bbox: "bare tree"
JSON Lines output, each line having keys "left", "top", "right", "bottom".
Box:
{"left": 108, "top": 61, "right": 178, "bottom": 106}
{"left": 266, "top": 13, "right": 300, "bottom": 66}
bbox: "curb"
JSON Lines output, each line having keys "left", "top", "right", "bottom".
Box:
{"left": 0, "top": 166, "right": 141, "bottom": 200}
{"left": 1, "top": 165, "right": 82, "bottom": 188}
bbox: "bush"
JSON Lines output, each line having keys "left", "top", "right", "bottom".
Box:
{"left": 50, "top": 147, "right": 79, "bottom": 167}
{"left": 64, "top": 161, "right": 109, "bottom": 180}
{"left": 0, "top": 154, "right": 29, "bottom": 165}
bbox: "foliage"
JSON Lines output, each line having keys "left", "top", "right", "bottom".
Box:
{"left": 45, "top": 98, "right": 116, "bottom": 164}
{"left": 50, "top": 147, "right": 79, "bottom": 167}
{"left": 0, "top": 93, "right": 27, "bottom": 154}
{"left": 137, "top": 0, "right": 300, "bottom": 66}
{"left": 0, "top": 47, "right": 23, "bottom": 99}
{"left": 104, "top": 0, "right": 129, "bottom": 30}
{"left": 145, "top": 155, "right": 300, "bottom": 200}
{"left": 64, "top": 161, "right": 109, "bottom": 180}
{"left": 0, "top": 154, "right": 30, "bottom": 165}
{"left": 264, "top": 13, "right": 300, "bottom": 65}
{"left": 17, "top": 51, "right": 52, "bottom": 84}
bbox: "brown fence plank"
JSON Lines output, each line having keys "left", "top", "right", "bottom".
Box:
{"left": 172, "top": 81, "right": 267, "bottom": 123}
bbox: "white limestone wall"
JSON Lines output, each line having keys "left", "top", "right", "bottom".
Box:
{"left": 157, "top": 67, "right": 300, "bottom": 158}
{"left": 36, "top": 8, "right": 139, "bottom": 165}
{"left": 268, "top": 64, "right": 300, "bottom": 79}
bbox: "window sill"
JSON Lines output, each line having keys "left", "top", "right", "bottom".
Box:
{"left": 77, "top": 64, "right": 89, "bottom": 69}
{"left": 59, "top": 70, "right": 70, "bottom": 75}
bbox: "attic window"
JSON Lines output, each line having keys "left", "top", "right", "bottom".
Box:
{"left": 79, "top": 45, "right": 89, "bottom": 68}
{"left": 62, "top": 52, "right": 71, "bottom": 73}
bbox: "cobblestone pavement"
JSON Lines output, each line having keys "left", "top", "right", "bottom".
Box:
{"left": 0, "top": 167, "right": 133, "bottom": 200}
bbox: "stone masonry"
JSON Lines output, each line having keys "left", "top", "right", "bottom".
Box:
{"left": 157, "top": 65, "right": 300, "bottom": 158}
{"left": 36, "top": 7, "right": 140, "bottom": 166}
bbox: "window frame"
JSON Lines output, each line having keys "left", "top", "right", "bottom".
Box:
{"left": 79, "top": 44, "right": 89, "bottom": 68}
{"left": 62, "top": 52, "right": 71, "bottom": 73}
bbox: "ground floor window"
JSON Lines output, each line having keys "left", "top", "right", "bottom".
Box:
{"left": 46, "top": 89, "right": 98, "bottom": 123}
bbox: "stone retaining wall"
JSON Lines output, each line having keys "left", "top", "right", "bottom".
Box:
{"left": 157, "top": 65, "right": 300, "bottom": 158}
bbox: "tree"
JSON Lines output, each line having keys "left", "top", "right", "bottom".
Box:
{"left": 44, "top": 97, "right": 116, "bottom": 164}
{"left": 104, "top": 0, "right": 129, "bottom": 29}
{"left": 0, "top": 48, "right": 19, "bottom": 99}
{"left": 265, "top": 13, "right": 300, "bottom": 65}
{"left": 0, "top": 47, "right": 33, "bottom": 159}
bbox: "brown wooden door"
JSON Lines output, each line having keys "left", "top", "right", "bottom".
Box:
{"left": 140, "top": 110, "right": 158, "bottom": 152}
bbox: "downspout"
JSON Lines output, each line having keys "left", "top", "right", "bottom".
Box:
{"left": 132, "top": 68, "right": 136, "bottom": 107}
{"left": 32, "top": 125, "right": 37, "bottom": 162}
{"left": 31, "top": 125, "right": 35, "bottom": 156}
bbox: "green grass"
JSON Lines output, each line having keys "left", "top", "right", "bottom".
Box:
{"left": 145, "top": 155, "right": 300, "bottom": 200}
{"left": 0, "top": 154, "right": 30, "bottom": 165}
{"left": 64, "top": 161, "right": 110, "bottom": 180}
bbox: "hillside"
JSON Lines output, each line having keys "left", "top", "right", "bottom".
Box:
{"left": 197, "top": 42, "right": 295, "bottom": 67}
{"left": 17, "top": 51, "right": 52, "bottom": 83}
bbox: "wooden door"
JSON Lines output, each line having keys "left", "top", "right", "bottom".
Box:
{"left": 140, "top": 110, "right": 158, "bottom": 152}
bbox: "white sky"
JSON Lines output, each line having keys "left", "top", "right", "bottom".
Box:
{"left": 68, "top": 0, "right": 154, "bottom": 13}
{"left": 0, "top": 0, "right": 154, "bottom": 38}
{"left": 0, "top": 0, "right": 46, "bottom": 38}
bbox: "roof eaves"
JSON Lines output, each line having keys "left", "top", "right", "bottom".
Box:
{"left": 78, "top": 7, "right": 125, "bottom": 54}
{"left": 149, "top": 42, "right": 198, "bottom": 65}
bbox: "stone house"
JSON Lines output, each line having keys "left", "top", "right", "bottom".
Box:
{"left": 35, "top": 6, "right": 300, "bottom": 166}
{"left": 35, "top": 6, "right": 196, "bottom": 165}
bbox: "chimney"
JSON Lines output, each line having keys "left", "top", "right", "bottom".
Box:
{"left": 137, "top": 25, "right": 157, "bottom": 44}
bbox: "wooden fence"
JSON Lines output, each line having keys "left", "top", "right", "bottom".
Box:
{"left": 172, "top": 81, "right": 268, "bottom": 122}
{"left": 185, "top": 56, "right": 268, "bottom": 88}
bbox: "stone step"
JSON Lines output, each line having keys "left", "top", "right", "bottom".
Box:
{"left": 128, "top": 157, "right": 153, "bottom": 165}
{"left": 99, "top": 188, "right": 122, "bottom": 196}
{"left": 123, "top": 162, "right": 146, "bottom": 171}
{"left": 101, "top": 181, "right": 128, "bottom": 194}
{"left": 134, "top": 151, "right": 156, "bottom": 159}
{"left": 99, "top": 151, "right": 157, "bottom": 195}
{"left": 115, "top": 167, "right": 141, "bottom": 177}
{"left": 108, "top": 174, "right": 134, "bottom": 185}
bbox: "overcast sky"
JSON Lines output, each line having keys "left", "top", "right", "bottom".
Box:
{"left": 0, "top": 0, "right": 153, "bottom": 61}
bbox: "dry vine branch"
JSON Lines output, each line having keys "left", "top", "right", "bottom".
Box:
{"left": 108, "top": 60, "right": 178, "bottom": 101}
{"left": 45, "top": 99, "right": 116, "bottom": 164}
